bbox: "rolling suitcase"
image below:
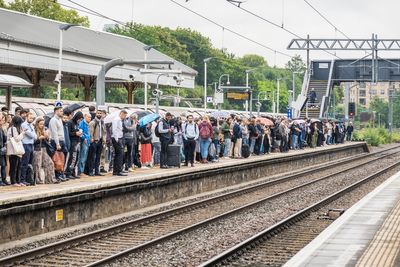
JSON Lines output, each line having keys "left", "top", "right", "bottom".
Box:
{"left": 167, "top": 144, "right": 181, "bottom": 168}
{"left": 242, "top": 144, "right": 250, "bottom": 158}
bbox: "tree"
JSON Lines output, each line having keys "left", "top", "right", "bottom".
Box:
{"left": 238, "top": 54, "right": 268, "bottom": 68}
{"left": 5, "top": 0, "right": 90, "bottom": 27}
{"left": 370, "top": 96, "right": 389, "bottom": 127}
{"left": 109, "top": 23, "right": 193, "bottom": 67}
{"left": 285, "top": 55, "right": 306, "bottom": 73}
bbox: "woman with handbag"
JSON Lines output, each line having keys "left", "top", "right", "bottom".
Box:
{"left": 33, "top": 117, "right": 58, "bottom": 184}
{"left": 7, "top": 116, "right": 26, "bottom": 186}
{"left": 139, "top": 123, "right": 152, "bottom": 168}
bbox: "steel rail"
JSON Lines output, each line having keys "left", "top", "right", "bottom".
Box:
{"left": 0, "top": 146, "right": 398, "bottom": 267}
{"left": 199, "top": 160, "right": 400, "bottom": 267}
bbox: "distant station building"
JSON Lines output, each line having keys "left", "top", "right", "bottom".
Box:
{"left": 0, "top": 8, "right": 197, "bottom": 103}
{"left": 348, "top": 81, "right": 400, "bottom": 108}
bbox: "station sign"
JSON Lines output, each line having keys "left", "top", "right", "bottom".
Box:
{"left": 226, "top": 92, "right": 248, "bottom": 100}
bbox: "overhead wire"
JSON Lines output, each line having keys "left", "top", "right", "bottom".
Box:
{"left": 59, "top": 0, "right": 269, "bottom": 70}
{"left": 60, "top": 0, "right": 294, "bottom": 67}
{"left": 303, "top": 0, "right": 351, "bottom": 40}
{"left": 225, "top": 0, "right": 342, "bottom": 59}
{"left": 169, "top": 0, "right": 293, "bottom": 58}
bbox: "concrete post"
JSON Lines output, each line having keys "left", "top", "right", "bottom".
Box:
{"left": 5, "top": 86, "right": 11, "bottom": 111}
{"left": 31, "top": 69, "right": 40, "bottom": 98}
{"left": 96, "top": 58, "right": 124, "bottom": 107}
{"left": 123, "top": 82, "right": 135, "bottom": 104}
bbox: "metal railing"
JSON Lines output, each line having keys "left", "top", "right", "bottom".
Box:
{"left": 319, "top": 59, "right": 335, "bottom": 118}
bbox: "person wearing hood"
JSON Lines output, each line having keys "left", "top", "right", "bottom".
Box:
{"left": 78, "top": 113, "right": 91, "bottom": 176}
{"left": 65, "top": 111, "right": 83, "bottom": 179}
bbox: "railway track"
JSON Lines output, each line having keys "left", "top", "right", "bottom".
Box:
{"left": 0, "top": 146, "right": 399, "bottom": 267}
{"left": 199, "top": 158, "right": 400, "bottom": 267}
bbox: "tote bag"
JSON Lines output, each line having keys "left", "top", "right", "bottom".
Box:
{"left": 7, "top": 128, "right": 25, "bottom": 157}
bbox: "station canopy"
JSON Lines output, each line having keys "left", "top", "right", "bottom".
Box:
{"left": 0, "top": 8, "right": 197, "bottom": 88}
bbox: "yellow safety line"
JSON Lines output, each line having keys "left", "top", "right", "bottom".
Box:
{"left": 356, "top": 199, "right": 400, "bottom": 267}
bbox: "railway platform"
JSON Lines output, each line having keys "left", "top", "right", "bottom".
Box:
{"left": 284, "top": 164, "right": 400, "bottom": 267}
{"left": 0, "top": 142, "right": 368, "bottom": 244}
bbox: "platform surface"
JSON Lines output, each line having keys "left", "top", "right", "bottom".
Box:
{"left": 284, "top": 168, "right": 400, "bottom": 267}
{"left": 0, "top": 142, "right": 364, "bottom": 206}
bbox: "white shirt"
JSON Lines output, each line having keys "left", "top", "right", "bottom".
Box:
{"left": 112, "top": 117, "right": 123, "bottom": 139}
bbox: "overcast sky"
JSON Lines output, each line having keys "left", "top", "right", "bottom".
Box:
{"left": 58, "top": 0, "right": 400, "bottom": 67}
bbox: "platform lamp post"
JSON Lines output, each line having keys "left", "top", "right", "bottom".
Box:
{"left": 246, "top": 68, "right": 257, "bottom": 117}
{"left": 143, "top": 45, "right": 159, "bottom": 110}
{"left": 204, "top": 57, "right": 214, "bottom": 112}
{"left": 276, "top": 78, "right": 282, "bottom": 114}
{"left": 56, "top": 23, "right": 77, "bottom": 102}
{"left": 217, "top": 74, "right": 230, "bottom": 111}
{"left": 256, "top": 91, "right": 268, "bottom": 117}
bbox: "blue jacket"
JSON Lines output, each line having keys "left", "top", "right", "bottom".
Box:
{"left": 79, "top": 120, "right": 90, "bottom": 145}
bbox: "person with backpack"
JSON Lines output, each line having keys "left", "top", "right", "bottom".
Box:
{"left": 198, "top": 116, "right": 213, "bottom": 163}
{"left": 182, "top": 115, "right": 199, "bottom": 167}
{"left": 232, "top": 118, "right": 243, "bottom": 158}
{"left": 157, "top": 112, "right": 173, "bottom": 169}
{"left": 221, "top": 118, "right": 232, "bottom": 158}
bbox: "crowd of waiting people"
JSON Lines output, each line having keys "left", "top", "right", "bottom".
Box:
{"left": 0, "top": 105, "right": 354, "bottom": 187}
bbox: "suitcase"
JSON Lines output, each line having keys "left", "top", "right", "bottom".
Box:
{"left": 167, "top": 144, "right": 181, "bottom": 168}
{"left": 242, "top": 144, "right": 250, "bottom": 158}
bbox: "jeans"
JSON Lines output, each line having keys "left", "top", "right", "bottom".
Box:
{"left": 346, "top": 133, "right": 353, "bottom": 141}
{"left": 291, "top": 135, "right": 299, "bottom": 150}
{"left": 250, "top": 138, "right": 256, "bottom": 153}
{"left": 21, "top": 143, "right": 34, "bottom": 183}
{"left": 9, "top": 155, "right": 21, "bottom": 184}
{"left": 242, "top": 138, "right": 249, "bottom": 146}
{"left": 200, "top": 138, "right": 211, "bottom": 160}
{"left": 152, "top": 142, "right": 161, "bottom": 165}
{"left": 88, "top": 140, "right": 103, "bottom": 175}
{"left": 224, "top": 138, "right": 231, "bottom": 157}
{"left": 78, "top": 142, "right": 89, "bottom": 174}
{"left": 326, "top": 135, "right": 331, "bottom": 145}
{"left": 212, "top": 139, "right": 220, "bottom": 159}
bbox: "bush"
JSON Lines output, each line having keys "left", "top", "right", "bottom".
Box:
{"left": 354, "top": 127, "right": 392, "bottom": 146}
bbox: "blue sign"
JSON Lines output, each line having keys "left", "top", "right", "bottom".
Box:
{"left": 54, "top": 101, "right": 62, "bottom": 107}
{"left": 287, "top": 108, "right": 292, "bottom": 119}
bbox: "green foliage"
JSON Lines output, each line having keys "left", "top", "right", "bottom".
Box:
{"left": 4, "top": 0, "right": 89, "bottom": 27}
{"left": 369, "top": 96, "right": 389, "bottom": 127}
{"left": 106, "top": 22, "right": 304, "bottom": 111}
{"left": 109, "top": 23, "right": 193, "bottom": 67}
{"left": 353, "top": 127, "right": 392, "bottom": 146}
{"left": 285, "top": 55, "right": 306, "bottom": 73}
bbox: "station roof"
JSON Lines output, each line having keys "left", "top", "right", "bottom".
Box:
{"left": 0, "top": 74, "right": 32, "bottom": 87}
{"left": 0, "top": 8, "right": 197, "bottom": 88}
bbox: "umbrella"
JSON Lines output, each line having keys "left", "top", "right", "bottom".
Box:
{"left": 293, "top": 119, "right": 305, "bottom": 124}
{"left": 310, "top": 118, "right": 321, "bottom": 123}
{"left": 63, "top": 103, "right": 85, "bottom": 115}
{"left": 134, "top": 110, "right": 152, "bottom": 119}
{"left": 211, "top": 110, "right": 230, "bottom": 119}
{"left": 139, "top": 113, "right": 160, "bottom": 127}
{"left": 257, "top": 117, "right": 274, "bottom": 126}
{"left": 104, "top": 109, "right": 135, "bottom": 124}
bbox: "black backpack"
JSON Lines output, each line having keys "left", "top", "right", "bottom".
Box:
{"left": 154, "top": 122, "right": 161, "bottom": 138}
